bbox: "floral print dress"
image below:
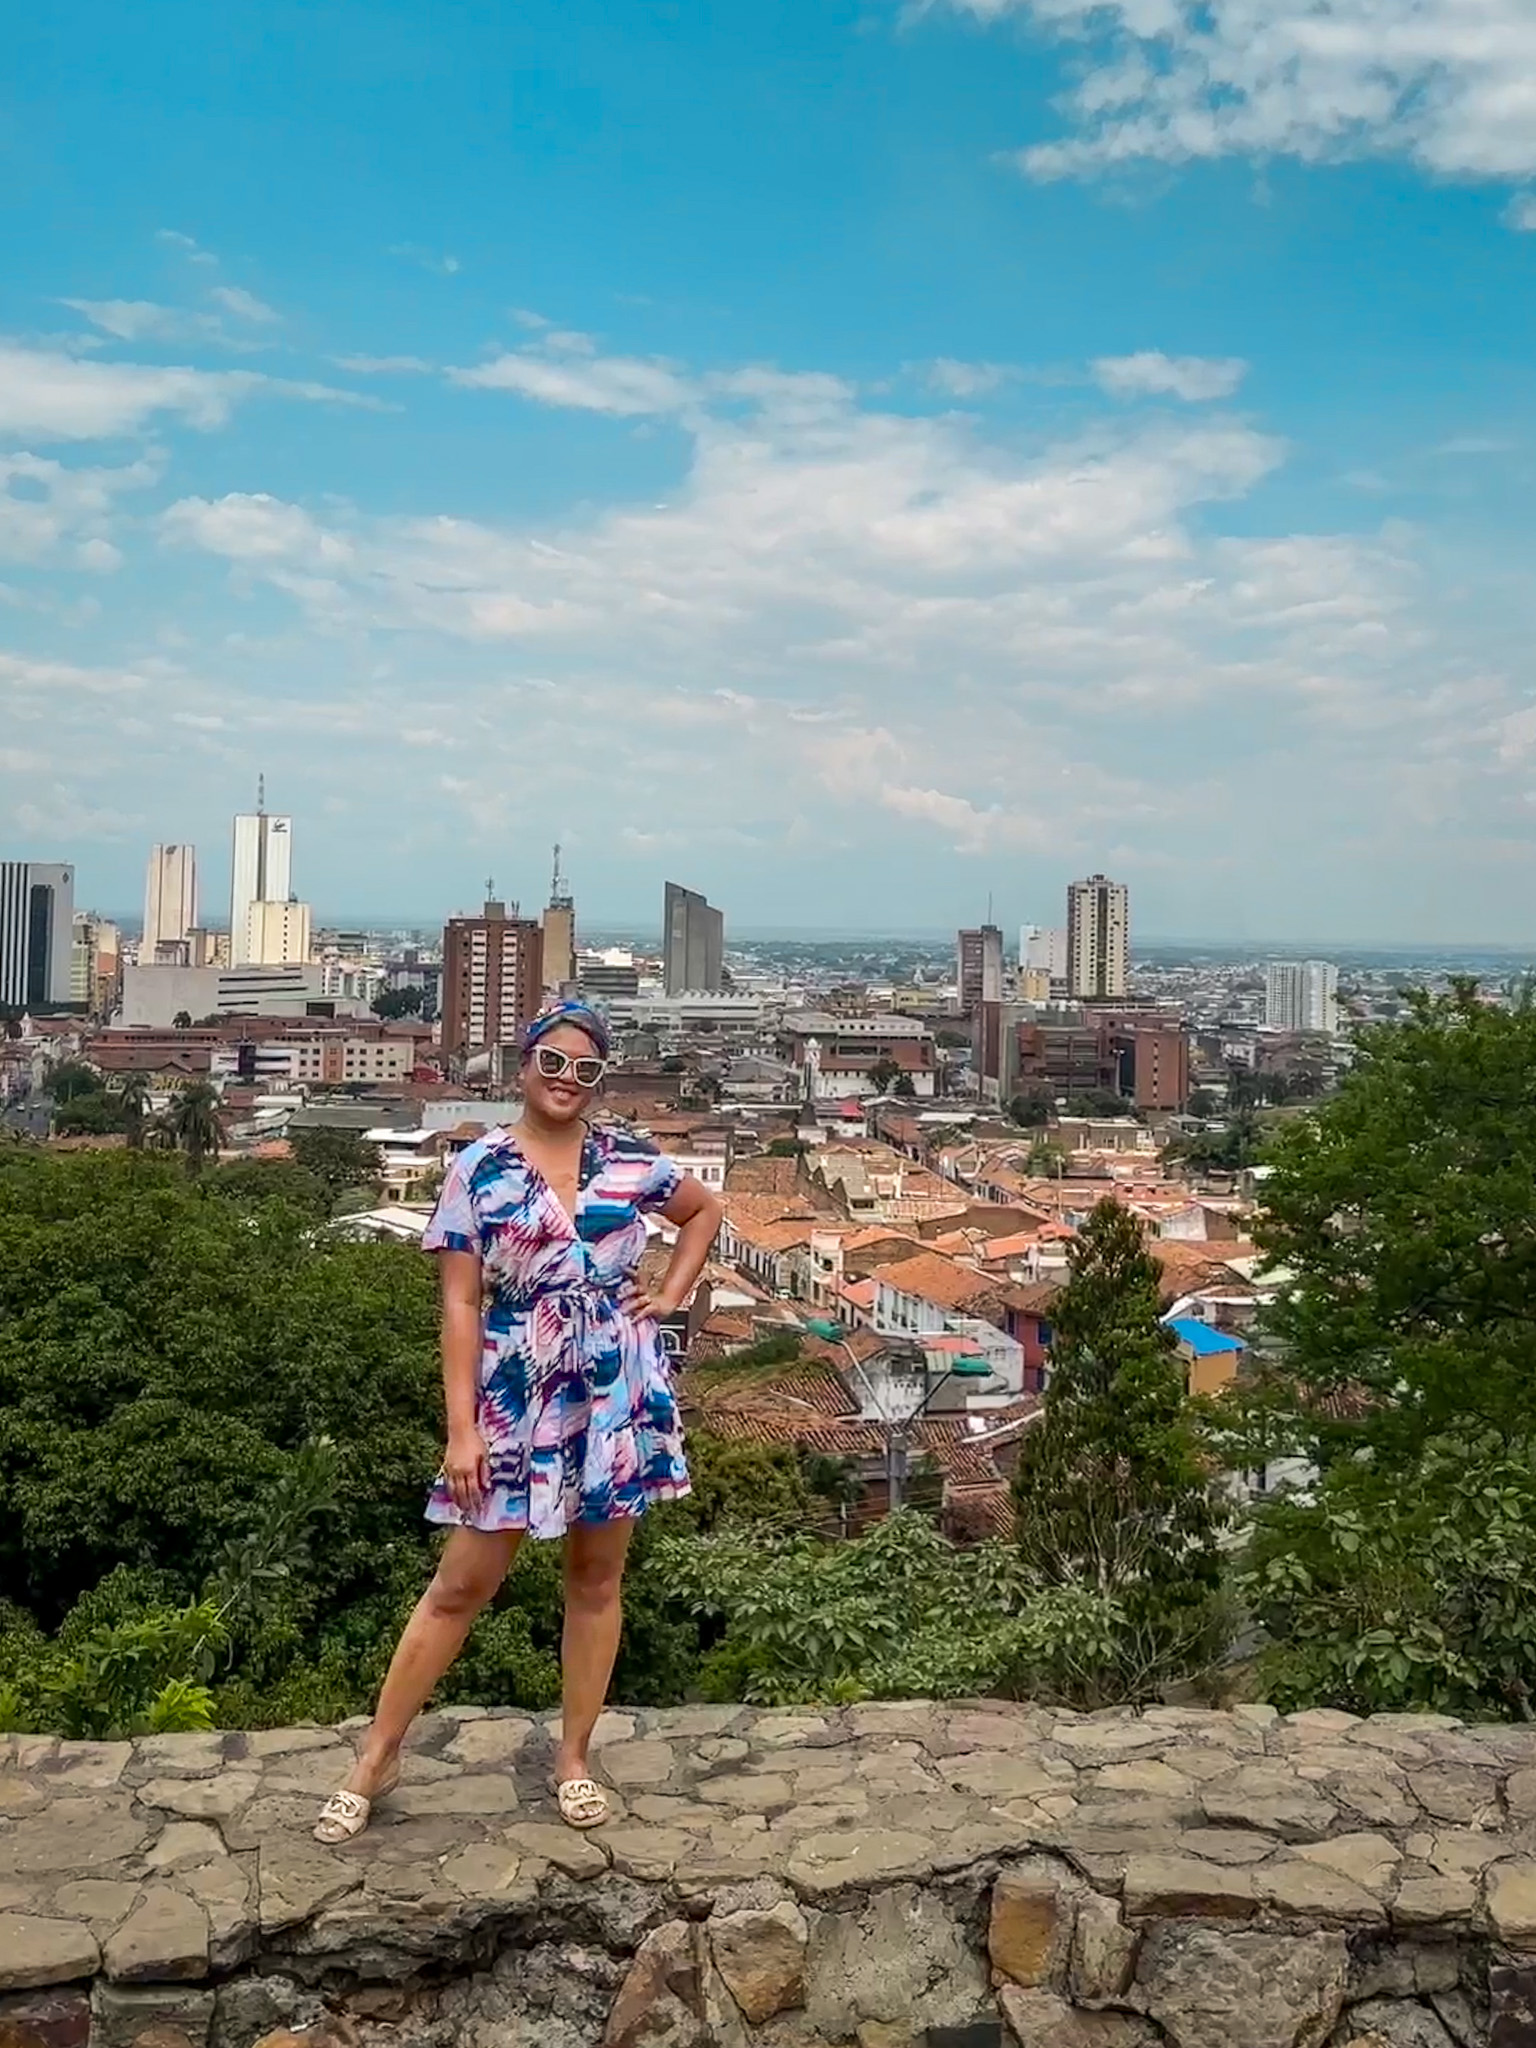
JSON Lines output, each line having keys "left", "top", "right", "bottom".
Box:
{"left": 421, "top": 1122, "right": 691, "bottom": 1538}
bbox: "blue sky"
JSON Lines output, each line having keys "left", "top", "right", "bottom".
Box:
{"left": 4, "top": 0, "right": 1536, "bottom": 943}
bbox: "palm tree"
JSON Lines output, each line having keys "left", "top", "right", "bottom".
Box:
{"left": 166, "top": 1081, "right": 223, "bottom": 1175}
{"left": 115, "top": 1072, "right": 151, "bottom": 1151}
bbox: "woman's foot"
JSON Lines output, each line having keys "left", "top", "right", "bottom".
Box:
{"left": 552, "top": 1748, "right": 610, "bottom": 1831}
{"left": 313, "top": 1749, "right": 401, "bottom": 1846}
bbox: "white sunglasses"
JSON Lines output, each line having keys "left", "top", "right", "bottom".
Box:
{"left": 533, "top": 1045, "right": 608, "bottom": 1088}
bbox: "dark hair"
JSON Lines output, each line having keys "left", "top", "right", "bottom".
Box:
{"left": 519, "top": 1000, "right": 611, "bottom": 1062}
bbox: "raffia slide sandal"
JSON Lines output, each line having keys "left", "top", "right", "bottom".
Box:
{"left": 553, "top": 1775, "right": 610, "bottom": 1830}
{"left": 313, "top": 1766, "right": 400, "bottom": 1845}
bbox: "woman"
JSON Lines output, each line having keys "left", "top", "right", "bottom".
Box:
{"left": 315, "top": 999, "right": 722, "bottom": 1844}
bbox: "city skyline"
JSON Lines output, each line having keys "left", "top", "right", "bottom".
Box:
{"left": 6, "top": 3, "right": 1536, "bottom": 940}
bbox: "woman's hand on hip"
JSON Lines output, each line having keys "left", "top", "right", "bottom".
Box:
{"left": 443, "top": 1428, "right": 490, "bottom": 1518}
{"left": 623, "top": 1281, "right": 679, "bottom": 1322}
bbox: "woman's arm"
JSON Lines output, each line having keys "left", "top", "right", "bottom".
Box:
{"left": 629, "top": 1176, "right": 724, "bottom": 1319}
{"left": 438, "top": 1248, "right": 489, "bottom": 1516}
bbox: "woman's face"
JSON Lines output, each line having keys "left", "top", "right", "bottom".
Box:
{"left": 521, "top": 1021, "right": 605, "bottom": 1124}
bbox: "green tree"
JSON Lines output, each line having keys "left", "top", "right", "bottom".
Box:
{"left": 371, "top": 986, "right": 425, "bottom": 1019}
{"left": 1012, "top": 1199, "right": 1230, "bottom": 1703}
{"left": 891, "top": 1073, "right": 917, "bottom": 1099}
{"left": 205, "top": 1156, "right": 330, "bottom": 1219}
{"left": 1008, "top": 1089, "right": 1054, "bottom": 1128}
{"left": 289, "top": 1126, "right": 383, "bottom": 1207}
{"left": 1186, "top": 1087, "right": 1217, "bottom": 1118}
{"left": 115, "top": 1073, "right": 151, "bottom": 1151}
{"left": 165, "top": 1081, "right": 223, "bottom": 1175}
{"left": 765, "top": 1138, "right": 805, "bottom": 1158}
{"left": 46, "top": 1060, "right": 103, "bottom": 1105}
{"left": 172, "top": 1011, "right": 194, "bottom": 1030}
{"left": 51, "top": 1093, "right": 126, "bottom": 1138}
{"left": 868, "top": 1057, "right": 901, "bottom": 1096}
{"left": 1062, "top": 1089, "right": 1129, "bottom": 1120}
{"left": 1252, "top": 984, "right": 1536, "bottom": 1467}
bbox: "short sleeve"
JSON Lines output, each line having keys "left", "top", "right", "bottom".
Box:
{"left": 422, "top": 1150, "right": 483, "bottom": 1254}
{"left": 638, "top": 1149, "right": 685, "bottom": 1214}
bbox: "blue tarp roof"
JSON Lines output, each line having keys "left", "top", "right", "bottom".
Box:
{"left": 1165, "top": 1317, "right": 1246, "bottom": 1357}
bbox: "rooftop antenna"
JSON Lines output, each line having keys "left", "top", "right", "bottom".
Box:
{"left": 485, "top": 874, "right": 496, "bottom": 900}
{"left": 257, "top": 773, "right": 266, "bottom": 815}
{"left": 550, "top": 841, "right": 573, "bottom": 908}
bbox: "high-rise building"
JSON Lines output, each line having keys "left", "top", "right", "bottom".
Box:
{"left": 229, "top": 782, "right": 293, "bottom": 967}
{"left": 442, "top": 889, "right": 545, "bottom": 1057}
{"left": 70, "top": 913, "right": 122, "bottom": 1019}
{"left": 244, "top": 899, "right": 312, "bottom": 968}
{"left": 0, "top": 861, "right": 75, "bottom": 1009}
{"left": 1067, "top": 874, "right": 1130, "bottom": 1001}
{"left": 542, "top": 843, "right": 576, "bottom": 992}
{"left": 1021, "top": 925, "right": 1067, "bottom": 977}
{"left": 143, "top": 844, "right": 198, "bottom": 957}
{"left": 1265, "top": 960, "right": 1339, "bottom": 1035}
{"left": 957, "top": 924, "right": 1004, "bottom": 1014}
{"left": 663, "top": 882, "right": 724, "bottom": 996}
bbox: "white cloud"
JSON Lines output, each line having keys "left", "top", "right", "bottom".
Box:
{"left": 944, "top": 0, "right": 1536, "bottom": 197}
{"left": 0, "top": 451, "right": 155, "bottom": 568}
{"left": 63, "top": 288, "right": 280, "bottom": 348}
{"left": 156, "top": 229, "right": 219, "bottom": 267}
{"left": 0, "top": 344, "right": 378, "bottom": 442}
{"left": 335, "top": 354, "right": 434, "bottom": 375}
{"left": 1093, "top": 352, "right": 1249, "bottom": 402}
{"left": 449, "top": 334, "right": 695, "bottom": 416}
{"left": 1507, "top": 193, "right": 1536, "bottom": 230}
{"left": 62, "top": 300, "right": 198, "bottom": 343}
{"left": 925, "top": 358, "right": 1014, "bottom": 397}
{"left": 209, "top": 286, "right": 280, "bottom": 325}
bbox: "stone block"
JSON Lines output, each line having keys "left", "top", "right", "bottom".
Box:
{"left": 1259, "top": 1858, "right": 1387, "bottom": 1927}
{"left": 101, "top": 1889, "right": 209, "bottom": 1984}
{"left": 1134, "top": 1925, "right": 1348, "bottom": 2048}
{"left": 0, "top": 1921, "right": 97, "bottom": 1995}
{"left": 1488, "top": 1860, "right": 1536, "bottom": 1947}
{"left": 1069, "top": 1892, "right": 1139, "bottom": 2005}
{"left": 997, "top": 1988, "right": 1157, "bottom": 2046}
{"left": 988, "top": 1862, "right": 1075, "bottom": 1989}
{"left": 709, "top": 1901, "right": 808, "bottom": 2023}
{"left": 89, "top": 1984, "right": 215, "bottom": 2048}
{"left": 7, "top": 1801, "right": 146, "bottom": 1875}
{"left": 603, "top": 1919, "right": 703, "bottom": 2048}
{"left": 1122, "top": 1854, "right": 1255, "bottom": 1921}
{"left": 1391, "top": 1876, "right": 1478, "bottom": 1928}
{"left": 1339, "top": 1997, "right": 1454, "bottom": 2047}
{"left": 804, "top": 1884, "right": 988, "bottom": 2040}
{"left": 600, "top": 1740, "right": 679, "bottom": 1789}
{"left": 0, "top": 1989, "right": 90, "bottom": 2048}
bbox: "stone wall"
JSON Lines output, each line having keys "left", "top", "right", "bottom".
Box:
{"left": 4, "top": 1702, "right": 1536, "bottom": 2048}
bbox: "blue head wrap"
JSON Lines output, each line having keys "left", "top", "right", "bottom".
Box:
{"left": 520, "top": 999, "right": 611, "bottom": 1062}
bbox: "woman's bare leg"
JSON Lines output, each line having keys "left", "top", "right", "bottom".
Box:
{"left": 344, "top": 1527, "right": 521, "bottom": 1795}
{"left": 554, "top": 1519, "right": 635, "bottom": 1784}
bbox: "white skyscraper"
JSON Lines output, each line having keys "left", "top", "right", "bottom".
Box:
{"left": 1265, "top": 960, "right": 1339, "bottom": 1035}
{"left": 1020, "top": 925, "right": 1067, "bottom": 978}
{"left": 229, "top": 784, "right": 294, "bottom": 968}
{"left": 1066, "top": 874, "right": 1130, "bottom": 1001}
{"left": 143, "top": 843, "right": 198, "bottom": 958}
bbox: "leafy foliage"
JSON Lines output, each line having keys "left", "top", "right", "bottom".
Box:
{"left": 372, "top": 986, "right": 425, "bottom": 1019}
{"left": 288, "top": 1127, "right": 383, "bottom": 1207}
{"left": 1241, "top": 1431, "right": 1536, "bottom": 1718}
{"left": 1224, "top": 987, "right": 1536, "bottom": 1717}
{"left": 1253, "top": 984, "right": 1536, "bottom": 1468}
{"left": 1012, "top": 1200, "right": 1231, "bottom": 1704}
